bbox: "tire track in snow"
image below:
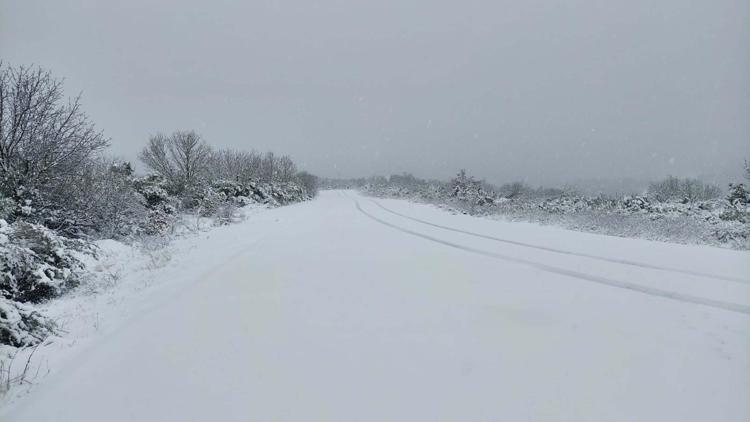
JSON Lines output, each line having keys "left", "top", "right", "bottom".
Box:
{"left": 370, "top": 198, "right": 750, "bottom": 285}
{"left": 354, "top": 199, "right": 750, "bottom": 316}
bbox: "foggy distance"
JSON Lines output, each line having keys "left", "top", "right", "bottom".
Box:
{"left": 2, "top": 0, "right": 748, "bottom": 186}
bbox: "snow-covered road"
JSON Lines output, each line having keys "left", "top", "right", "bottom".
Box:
{"left": 4, "top": 191, "right": 750, "bottom": 421}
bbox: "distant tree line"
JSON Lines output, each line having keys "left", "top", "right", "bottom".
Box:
{"left": 328, "top": 170, "right": 727, "bottom": 204}
{"left": 356, "top": 167, "right": 749, "bottom": 252}
{"left": 647, "top": 176, "right": 722, "bottom": 202}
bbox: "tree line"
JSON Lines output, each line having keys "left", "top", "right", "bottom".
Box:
{"left": 0, "top": 62, "right": 317, "bottom": 239}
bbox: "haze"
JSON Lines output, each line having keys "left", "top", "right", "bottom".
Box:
{"left": 1, "top": 0, "right": 748, "bottom": 186}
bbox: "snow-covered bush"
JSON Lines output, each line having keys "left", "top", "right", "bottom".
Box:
{"left": 242, "top": 180, "right": 309, "bottom": 206}
{"left": 448, "top": 170, "right": 496, "bottom": 210}
{"left": 133, "top": 175, "right": 179, "bottom": 235}
{"left": 213, "top": 180, "right": 251, "bottom": 199}
{"left": 0, "top": 298, "right": 56, "bottom": 347}
{"left": 135, "top": 175, "right": 172, "bottom": 208}
{"left": 538, "top": 195, "right": 617, "bottom": 214}
{"left": 726, "top": 183, "right": 750, "bottom": 207}
{"left": 268, "top": 182, "right": 308, "bottom": 204}
{"left": 0, "top": 197, "right": 16, "bottom": 221}
{"left": 712, "top": 225, "right": 750, "bottom": 247}
{"left": 35, "top": 160, "right": 148, "bottom": 239}
{"left": 214, "top": 202, "right": 240, "bottom": 225}
{"left": 232, "top": 196, "right": 254, "bottom": 207}
{"left": 0, "top": 220, "right": 91, "bottom": 303}
{"left": 196, "top": 188, "right": 227, "bottom": 218}
{"left": 719, "top": 184, "right": 750, "bottom": 226}
{"left": 622, "top": 196, "right": 652, "bottom": 213}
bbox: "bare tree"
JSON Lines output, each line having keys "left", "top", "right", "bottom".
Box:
{"left": 500, "top": 181, "right": 528, "bottom": 199}
{"left": 648, "top": 176, "right": 721, "bottom": 202}
{"left": 139, "top": 130, "right": 212, "bottom": 195}
{"left": 138, "top": 133, "right": 176, "bottom": 183}
{"left": 260, "top": 151, "right": 276, "bottom": 183}
{"left": 171, "top": 130, "right": 212, "bottom": 189}
{"left": 276, "top": 155, "right": 297, "bottom": 183}
{"left": 0, "top": 63, "right": 108, "bottom": 197}
{"left": 210, "top": 149, "right": 262, "bottom": 183}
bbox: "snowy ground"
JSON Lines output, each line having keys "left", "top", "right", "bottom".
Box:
{"left": 2, "top": 190, "right": 749, "bottom": 421}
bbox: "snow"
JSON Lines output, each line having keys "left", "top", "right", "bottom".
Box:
{"left": 2, "top": 190, "right": 749, "bottom": 421}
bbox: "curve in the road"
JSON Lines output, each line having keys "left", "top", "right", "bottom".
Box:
{"left": 355, "top": 199, "right": 750, "bottom": 316}
{"left": 370, "top": 198, "right": 750, "bottom": 285}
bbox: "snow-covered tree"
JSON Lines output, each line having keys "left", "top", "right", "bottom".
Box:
{"left": 276, "top": 155, "right": 297, "bottom": 183}
{"left": 209, "top": 149, "right": 262, "bottom": 183}
{"left": 0, "top": 63, "right": 108, "bottom": 211}
{"left": 449, "top": 170, "right": 494, "bottom": 207}
{"left": 726, "top": 183, "right": 749, "bottom": 207}
{"left": 259, "top": 152, "right": 277, "bottom": 183}
{"left": 139, "top": 131, "right": 212, "bottom": 197}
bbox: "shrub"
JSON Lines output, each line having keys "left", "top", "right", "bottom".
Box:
{"left": 0, "top": 197, "right": 15, "bottom": 221}
{"left": 448, "top": 170, "right": 495, "bottom": 208}
{"left": 195, "top": 188, "right": 227, "bottom": 218}
{"left": 0, "top": 220, "right": 91, "bottom": 303}
{"left": 720, "top": 183, "right": 750, "bottom": 224}
{"left": 133, "top": 175, "right": 178, "bottom": 235}
{"left": 212, "top": 180, "right": 251, "bottom": 199}
{"left": 0, "top": 298, "right": 56, "bottom": 347}
{"left": 726, "top": 183, "right": 750, "bottom": 207}
{"left": 134, "top": 175, "right": 172, "bottom": 208}
{"left": 296, "top": 171, "right": 320, "bottom": 197}
{"left": 34, "top": 159, "right": 148, "bottom": 239}
{"left": 214, "top": 202, "right": 239, "bottom": 225}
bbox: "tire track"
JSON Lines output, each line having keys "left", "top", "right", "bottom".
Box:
{"left": 370, "top": 198, "right": 750, "bottom": 285}
{"left": 355, "top": 199, "right": 750, "bottom": 316}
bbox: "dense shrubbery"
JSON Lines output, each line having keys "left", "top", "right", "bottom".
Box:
{"left": 360, "top": 169, "right": 750, "bottom": 250}
{"left": 0, "top": 298, "right": 56, "bottom": 347}
{"left": 0, "top": 63, "right": 318, "bottom": 346}
{"left": 0, "top": 220, "right": 92, "bottom": 304}
{"left": 448, "top": 170, "right": 496, "bottom": 209}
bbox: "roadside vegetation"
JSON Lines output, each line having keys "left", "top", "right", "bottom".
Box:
{"left": 0, "top": 63, "right": 318, "bottom": 353}
{"left": 331, "top": 165, "right": 750, "bottom": 250}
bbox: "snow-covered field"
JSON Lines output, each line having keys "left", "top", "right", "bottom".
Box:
{"left": 2, "top": 190, "right": 749, "bottom": 421}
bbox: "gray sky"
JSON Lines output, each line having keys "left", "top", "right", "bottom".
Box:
{"left": 2, "top": 0, "right": 748, "bottom": 186}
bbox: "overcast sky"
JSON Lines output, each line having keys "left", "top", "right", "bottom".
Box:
{"left": 1, "top": 0, "right": 748, "bottom": 185}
